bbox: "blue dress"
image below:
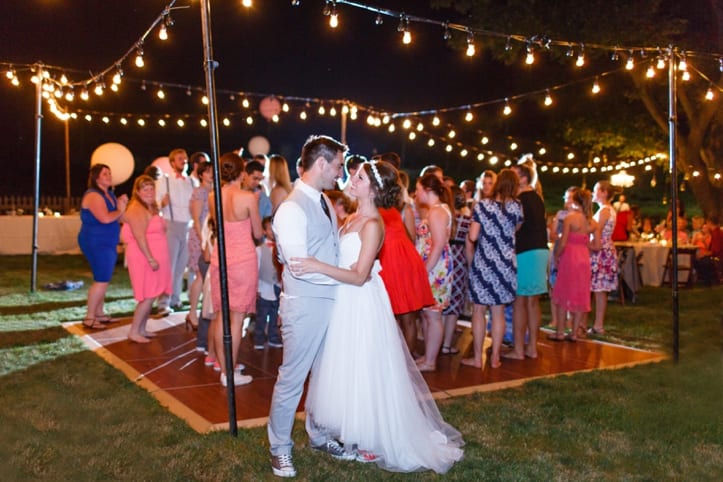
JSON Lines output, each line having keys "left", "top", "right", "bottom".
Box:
{"left": 468, "top": 198, "right": 523, "bottom": 305}
{"left": 77, "top": 189, "right": 121, "bottom": 282}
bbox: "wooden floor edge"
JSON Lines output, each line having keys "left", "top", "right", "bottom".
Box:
{"left": 63, "top": 323, "right": 215, "bottom": 434}
{"left": 437, "top": 355, "right": 668, "bottom": 398}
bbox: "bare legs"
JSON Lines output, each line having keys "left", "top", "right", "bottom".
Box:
{"left": 128, "top": 298, "right": 154, "bottom": 343}
{"left": 187, "top": 269, "right": 203, "bottom": 327}
{"left": 85, "top": 281, "right": 109, "bottom": 321}
{"left": 461, "top": 304, "right": 506, "bottom": 368}
{"left": 416, "top": 308, "right": 443, "bottom": 371}
{"left": 396, "top": 311, "right": 419, "bottom": 354}
{"left": 591, "top": 291, "right": 608, "bottom": 333}
{"left": 212, "top": 310, "right": 248, "bottom": 376}
{"left": 507, "top": 295, "right": 541, "bottom": 359}
{"left": 441, "top": 313, "right": 460, "bottom": 354}
{"left": 461, "top": 304, "right": 487, "bottom": 367}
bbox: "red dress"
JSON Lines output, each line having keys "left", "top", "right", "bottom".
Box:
{"left": 378, "top": 207, "right": 434, "bottom": 314}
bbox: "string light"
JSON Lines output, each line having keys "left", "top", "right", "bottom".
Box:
{"left": 575, "top": 44, "right": 585, "bottom": 67}
{"left": 292, "top": 0, "right": 301, "bottom": 6}
{"left": 525, "top": 45, "right": 535, "bottom": 65}
{"left": 656, "top": 56, "right": 666, "bottom": 69}
{"left": 443, "top": 23, "right": 451, "bottom": 41}
{"left": 329, "top": 2, "right": 338, "bottom": 28}
{"left": 466, "top": 31, "right": 476, "bottom": 57}
{"left": 432, "top": 116, "right": 441, "bottom": 126}
{"left": 375, "top": 13, "right": 383, "bottom": 25}
{"left": 681, "top": 70, "right": 690, "bottom": 81}
{"left": 678, "top": 54, "right": 687, "bottom": 71}
{"left": 398, "top": 15, "right": 411, "bottom": 45}
{"left": 134, "top": 47, "right": 144, "bottom": 68}
{"left": 503, "top": 99, "right": 511, "bottom": 116}
{"left": 625, "top": 54, "right": 634, "bottom": 70}
{"left": 299, "top": 110, "right": 307, "bottom": 120}
{"left": 592, "top": 77, "right": 601, "bottom": 94}
{"left": 157, "top": 86, "right": 166, "bottom": 99}
{"left": 610, "top": 48, "right": 619, "bottom": 61}
{"left": 465, "top": 110, "right": 474, "bottom": 122}
{"left": 705, "top": 85, "right": 714, "bottom": 100}
{"left": 646, "top": 65, "right": 655, "bottom": 78}
{"left": 241, "top": 0, "right": 252, "bottom": 7}
{"left": 544, "top": 90, "right": 553, "bottom": 106}
{"left": 158, "top": 23, "right": 168, "bottom": 40}
{"left": 245, "top": 115, "right": 253, "bottom": 125}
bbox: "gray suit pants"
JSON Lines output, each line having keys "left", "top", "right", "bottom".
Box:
{"left": 268, "top": 294, "right": 333, "bottom": 456}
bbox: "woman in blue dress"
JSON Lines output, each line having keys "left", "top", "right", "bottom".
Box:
{"left": 77, "top": 163, "right": 128, "bottom": 329}
{"left": 462, "top": 169, "right": 523, "bottom": 369}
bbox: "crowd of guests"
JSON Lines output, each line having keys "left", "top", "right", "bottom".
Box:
{"left": 75, "top": 137, "right": 723, "bottom": 477}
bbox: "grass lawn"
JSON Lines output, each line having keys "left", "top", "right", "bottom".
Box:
{"left": 0, "top": 255, "right": 721, "bottom": 481}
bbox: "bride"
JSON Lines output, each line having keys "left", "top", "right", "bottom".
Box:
{"left": 289, "top": 160, "right": 464, "bottom": 474}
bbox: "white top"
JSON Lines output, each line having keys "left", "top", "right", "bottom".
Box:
{"left": 273, "top": 180, "right": 336, "bottom": 285}
{"left": 156, "top": 173, "right": 194, "bottom": 224}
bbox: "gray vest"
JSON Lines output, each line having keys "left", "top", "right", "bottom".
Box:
{"left": 277, "top": 189, "right": 338, "bottom": 298}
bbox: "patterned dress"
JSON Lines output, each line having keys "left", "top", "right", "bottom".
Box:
{"left": 468, "top": 198, "right": 523, "bottom": 305}
{"left": 415, "top": 204, "right": 452, "bottom": 311}
{"left": 442, "top": 213, "right": 471, "bottom": 316}
{"left": 591, "top": 205, "right": 618, "bottom": 292}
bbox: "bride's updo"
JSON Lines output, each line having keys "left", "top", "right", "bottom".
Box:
{"left": 362, "top": 160, "right": 401, "bottom": 210}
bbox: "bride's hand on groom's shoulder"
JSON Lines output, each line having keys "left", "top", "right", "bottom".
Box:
{"left": 288, "top": 256, "right": 318, "bottom": 275}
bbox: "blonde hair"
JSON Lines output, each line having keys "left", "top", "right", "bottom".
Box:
{"left": 268, "top": 154, "right": 292, "bottom": 193}
{"left": 131, "top": 174, "right": 159, "bottom": 214}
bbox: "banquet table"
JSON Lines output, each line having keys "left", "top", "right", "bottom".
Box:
{"left": 616, "top": 241, "right": 697, "bottom": 287}
{"left": 0, "top": 215, "right": 81, "bottom": 255}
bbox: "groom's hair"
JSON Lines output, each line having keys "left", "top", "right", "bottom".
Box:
{"left": 300, "top": 135, "right": 348, "bottom": 172}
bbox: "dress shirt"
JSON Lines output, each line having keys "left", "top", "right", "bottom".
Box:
{"left": 156, "top": 173, "right": 194, "bottom": 224}
{"left": 273, "top": 180, "right": 336, "bottom": 285}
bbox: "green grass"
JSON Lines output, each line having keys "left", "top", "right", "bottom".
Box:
{"left": 0, "top": 255, "right": 722, "bottom": 480}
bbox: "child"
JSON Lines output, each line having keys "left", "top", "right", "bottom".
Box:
{"left": 254, "top": 217, "right": 282, "bottom": 350}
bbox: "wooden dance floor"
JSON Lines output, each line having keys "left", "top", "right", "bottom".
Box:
{"left": 64, "top": 313, "right": 665, "bottom": 433}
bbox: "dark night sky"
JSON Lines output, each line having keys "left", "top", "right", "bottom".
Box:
{"left": 0, "top": 0, "right": 623, "bottom": 199}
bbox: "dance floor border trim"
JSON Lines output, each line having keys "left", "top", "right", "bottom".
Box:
{"left": 63, "top": 319, "right": 667, "bottom": 433}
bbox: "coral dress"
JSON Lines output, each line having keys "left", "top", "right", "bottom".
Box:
{"left": 305, "top": 232, "right": 464, "bottom": 474}
{"left": 551, "top": 232, "right": 591, "bottom": 312}
{"left": 210, "top": 218, "right": 258, "bottom": 313}
{"left": 378, "top": 207, "right": 434, "bottom": 314}
{"left": 122, "top": 215, "right": 172, "bottom": 302}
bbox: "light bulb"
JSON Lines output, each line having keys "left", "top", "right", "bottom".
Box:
{"left": 375, "top": 14, "right": 383, "bottom": 25}
{"left": 705, "top": 86, "right": 714, "bottom": 100}
{"left": 625, "top": 57, "right": 634, "bottom": 70}
{"left": 135, "top": 49, "right": 144, "bottom": 68}
{"left": 682, "top": 71, "right": 690, "bottom": 81}
{"left": 466, "top": 32, "right": 475, "bottom": 57}
{"left": 432, "top": 116, "right": 440, "bottom": 126}
{"left": 575, "top": 53, "right": 585, "bottom": 67}
{"left": 428, "top": 138, "right": 435, "bottom": 147}
{"left": 402, "top": 30, "right": 412, "bottom": 45}
{"left": 678, "top": 56, "right": 687, "bottom": 71}
{"left": 242, "top": 0, "right": 252, "bottom": 7}
{"left": 157, "top": 87, "right": 165, "bottom": 99}
{"left": 646, "top": 66, "right": 655, "bottom": 78}
{"left": 329, "top": 10, "right": 338, "bottom": 28}
{"left": 503, "top": 100, "right": 511, "bottom": 116}
{"left": 656, "top": 56, "right": 666, "bottom": 69}
{"left": 465, "top": 111, "right": 474, "bottom": 122}
{"left": 525, "top": 51, "right": 535, "bottom": 65}
{"left": 544, "top": 91, "right": 553, "bottom": 106}
{"left": 592, "top": 79, "right": 601, "bottom": 94}
{"left": 159, "top": 24, "right": 168, "bottom": 40}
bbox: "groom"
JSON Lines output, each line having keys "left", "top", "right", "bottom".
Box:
{"left": 268, "top": 135, "right": 352, "bottom": 477}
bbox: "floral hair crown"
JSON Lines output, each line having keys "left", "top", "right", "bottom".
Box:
{"left": 367, "top": 161, "right": 383, "bottom": 188}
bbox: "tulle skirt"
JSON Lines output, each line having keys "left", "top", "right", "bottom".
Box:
{"left": 305, "top": 269, "right": 464, "bottom": 473}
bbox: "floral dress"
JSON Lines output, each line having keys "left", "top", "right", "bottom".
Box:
{"left": 591, "top": 205, "right": 618, "bottom": 292}
{"left": 416, "top": 204, "right": 452, "bottom": 311}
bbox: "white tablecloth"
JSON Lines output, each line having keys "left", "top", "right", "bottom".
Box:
{"left": 0, "top": 215, "right": 81, "bottom": 255}
{"left": 617, "top": 242, "right": 697, "bottom": 287}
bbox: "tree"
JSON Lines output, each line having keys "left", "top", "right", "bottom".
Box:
{"left": 433, "top": 0, "right": 723, "bottom": 219}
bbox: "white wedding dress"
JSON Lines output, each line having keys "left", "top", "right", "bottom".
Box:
{"left": 305, "top": 232, "right": 464, "bottom": 473}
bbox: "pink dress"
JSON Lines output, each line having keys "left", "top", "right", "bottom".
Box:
{"left": 210, "top": 218, "right": 258, "bottom": 313}
{"left": 122, "top": 215, "right": 172, "bottom": 302}
{"left": 552, "top": 231, "right": 591, "bottom": 312}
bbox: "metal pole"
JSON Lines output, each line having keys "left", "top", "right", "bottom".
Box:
{"left": 199, "top": 0, "right": 238, "bottom": 435}
{"left": 30, "top": 63, "right": 44, "bottom": 292}
{"left": 65, "top": 120, "right": 71, "bottom": 213}
{"left": 340, "top": 109, "right": 347, "bottom": 145}
{"left": 667, "top": 47, "right": 679, "bottom": 363}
